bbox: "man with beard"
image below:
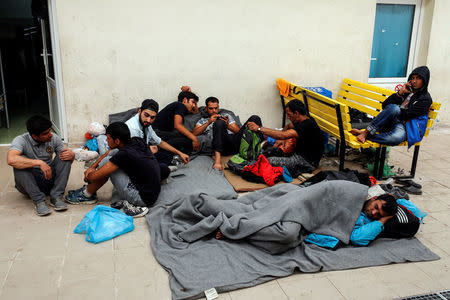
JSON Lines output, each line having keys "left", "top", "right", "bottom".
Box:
{"left": 125, "top": 99, "right": 189, "bottom": 167}
{"left": 305, "top": 194, "right": 422, "bottom": 248}
{"left": 66, "top": 99, "right": 189, "bottom": 207}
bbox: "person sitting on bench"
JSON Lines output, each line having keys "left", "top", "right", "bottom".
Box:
{"left": 350, "top": 66, "right": 432, "bottom": 145}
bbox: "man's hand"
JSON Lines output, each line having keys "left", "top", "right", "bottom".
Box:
{"left": 84, "top": 167, "right": 95, "bottom": 182}
{"left": 379, "top": 214, "right": 394, "bottom": 224}
{"left": 39, "top": 161, "right": 52, "bottom": 180}
{"left": 59, "top": 148, "right": 75, "bottom": 161}
{"left": 192, "top": 138, "right": 200, "bottom": 151}
{"left": 181, "top": 86, "right": 191, "bottom": 92}
{"left": 247, "top": 121, "right": 259, "bottom": 132}
{"left": 179, "top": 152, "right": 190, "bottom": 164}
{"left": 398, "top": 82, "right": 412, "bottom": 96}
{"left": 209, "top": 114, "right": 220, "bottom": 123}
{"left": 150, "top": 145, "right": 159, "bottom": 154}
{"left": 274, "top": 140, "right": 283, "bottom": 148}
{"left": 219, "top": 115, "right": 229, "bottom": 125}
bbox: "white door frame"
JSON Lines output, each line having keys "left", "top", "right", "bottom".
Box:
{"left": 368, "top": 0, "right": 424, "bottom": 85}
{"left": 47, "top": 0, "right": 67, "bottom": 141}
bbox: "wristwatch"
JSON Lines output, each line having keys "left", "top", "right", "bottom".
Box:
{"left": 257, "top": 127, "right": 261, "bottom": 131}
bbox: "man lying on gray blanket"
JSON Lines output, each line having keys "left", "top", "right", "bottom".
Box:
{"left": 216, "top": 193, "right": 424, "bottom": 250}
{"left": 305, "top": 194, "right": 424, "bottom": 249}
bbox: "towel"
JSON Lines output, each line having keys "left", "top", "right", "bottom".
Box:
{"left": 276, "top": 78, "right": 291, "bottom": 97}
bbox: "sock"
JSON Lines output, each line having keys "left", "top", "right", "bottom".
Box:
{"left": 83, "top": 187, "right": 93, "bottom": 197}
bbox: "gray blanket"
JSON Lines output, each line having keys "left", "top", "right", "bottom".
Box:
{"left": 147, "top": 166, "right": 439, "bottom": 300}
{"left": 155, "top": 156, "right": 238, "bottom": 206}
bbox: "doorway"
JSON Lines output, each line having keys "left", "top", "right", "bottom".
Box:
{"left": 0, "top": 0, "right": 64, "bottom": 144}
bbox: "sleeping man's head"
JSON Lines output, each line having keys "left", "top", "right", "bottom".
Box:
{"left": 363, "top": 194, "right": 398, "bottom": 220}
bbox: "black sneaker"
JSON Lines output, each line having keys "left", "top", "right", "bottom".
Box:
{"left": 122, "top": 201, "right": 148, "bottom": 218}
{"left": 110, "top": 200, "right": 124, "bottom": 210}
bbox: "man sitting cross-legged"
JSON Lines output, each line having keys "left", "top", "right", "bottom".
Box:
{"left": 67, "top": 122, "right": 162, "bottom": 217}
{"left": 7, "top": 115, "right": 75, "bottom": 216}
{"left": 192, "top": 96, "right": 262, "bottom": 171}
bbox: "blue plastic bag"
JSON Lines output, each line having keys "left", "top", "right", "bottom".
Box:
{"left": 74, "top": 205, "right": 134, "bottom": 244}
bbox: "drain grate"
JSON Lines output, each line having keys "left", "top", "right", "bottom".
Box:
{"left": 397, "top": 290, "right": 450, "bottom": 300}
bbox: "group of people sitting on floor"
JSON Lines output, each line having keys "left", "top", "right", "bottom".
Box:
{"left": 6, "top": 66, "right": 432, "bottom": 247}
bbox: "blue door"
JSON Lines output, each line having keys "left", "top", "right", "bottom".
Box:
{"left": 369, "top": 4, "right": 415, "bottom": 78}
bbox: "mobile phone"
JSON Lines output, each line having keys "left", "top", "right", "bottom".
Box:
{"left": 171, "top": 173, "right": 186, "bottom": 178}
{"left": 406, "top": 83, "right": 413, "bottom": 92}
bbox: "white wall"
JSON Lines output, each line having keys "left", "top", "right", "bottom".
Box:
{"left": 55, "top": 0, "right": 377, "bottom": 142}
{"left": 427, "top": 0, "right": 450, "bottom": 124}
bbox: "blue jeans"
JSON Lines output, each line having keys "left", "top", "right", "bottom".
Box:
{"left": 366, "top": 104, "right": 406, "bottom": 145}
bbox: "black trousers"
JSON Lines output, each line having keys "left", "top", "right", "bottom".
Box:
{"left": 212, "top": 115, "right": 262, "bottom": 155}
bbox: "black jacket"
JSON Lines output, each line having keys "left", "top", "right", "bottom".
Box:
{"left": 381, "top": 66, "right": 433, "bottom": 121}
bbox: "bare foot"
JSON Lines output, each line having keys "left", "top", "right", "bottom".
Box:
{"left": 356, "top": 130, "right": 369, "bottom": 143}
{"left": 213, "top": 162, "right": 223, "bottom": 171}
{"left": 215, "top": 230, "right": 225, "bottom": 239}
{"left": 350, "top": 128, "right": 362, "bottom": 136}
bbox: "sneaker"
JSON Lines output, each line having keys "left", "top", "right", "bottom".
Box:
{"left": 65, "top": 189, "right": 98, "bottom": 205}
{"left": 168, "top": 165, "right": 178, "bottom": 172}
{"left": 68, "top": 185, "right": 86, "bottom": 195}
{"left": 170, "top": 155, "right": 183, "bottom": 167}
{"left": 110, "top": 200, "right": 124, "bottom": 210}
{"left": 122, "top": 201, "right": 148, "bottom": 218}
{"left": 35, "top": 201, "right": 51, "bottom": 216}
{"left": 49, "top": 197, "right": 68, "bottom": 211}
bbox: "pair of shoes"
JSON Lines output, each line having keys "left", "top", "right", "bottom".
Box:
{"left": 394, "top": 178, "right": 422, "bottom": 189}
{"left": 65, "top": 188, "right": 98, "bottom": 204}
{"left": 122, "top": 201, "right": 148, "bottom": 218}
{"left": 398, "top": 185, "right": 422, "bottom": 195}
{"left": 49, "top": 197, "right": 68, "bottom": 211}
{"left": 35, "top": 201, "right": 51, "bottom": 216}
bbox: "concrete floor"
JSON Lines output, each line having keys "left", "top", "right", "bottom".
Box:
{"left": 1, "top": 128, "right": 450, "bottom": 300}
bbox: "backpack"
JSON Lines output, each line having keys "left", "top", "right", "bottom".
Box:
{"left": 238, "top": 128, "right": 263, "bottom": 161}
{"left": 227, "top": 128, "right": 263, "bottom": 175}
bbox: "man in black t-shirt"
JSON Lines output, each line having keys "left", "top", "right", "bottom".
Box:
{"left": 247, "top": 99, "right": 324, "bottom": 168}
{"left": 71, "top": 122, "right": 161, "bottom": 218}
{"left": 153, "top": 91, "right": 200, "bottom": 154}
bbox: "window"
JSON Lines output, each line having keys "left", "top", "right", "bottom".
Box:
{"left": 369, "top": 0, "right": 423, "bottom": 84}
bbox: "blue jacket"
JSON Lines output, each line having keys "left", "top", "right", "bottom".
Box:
{"left": 305, "top": 199, "right": 425, "bottom": 249}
